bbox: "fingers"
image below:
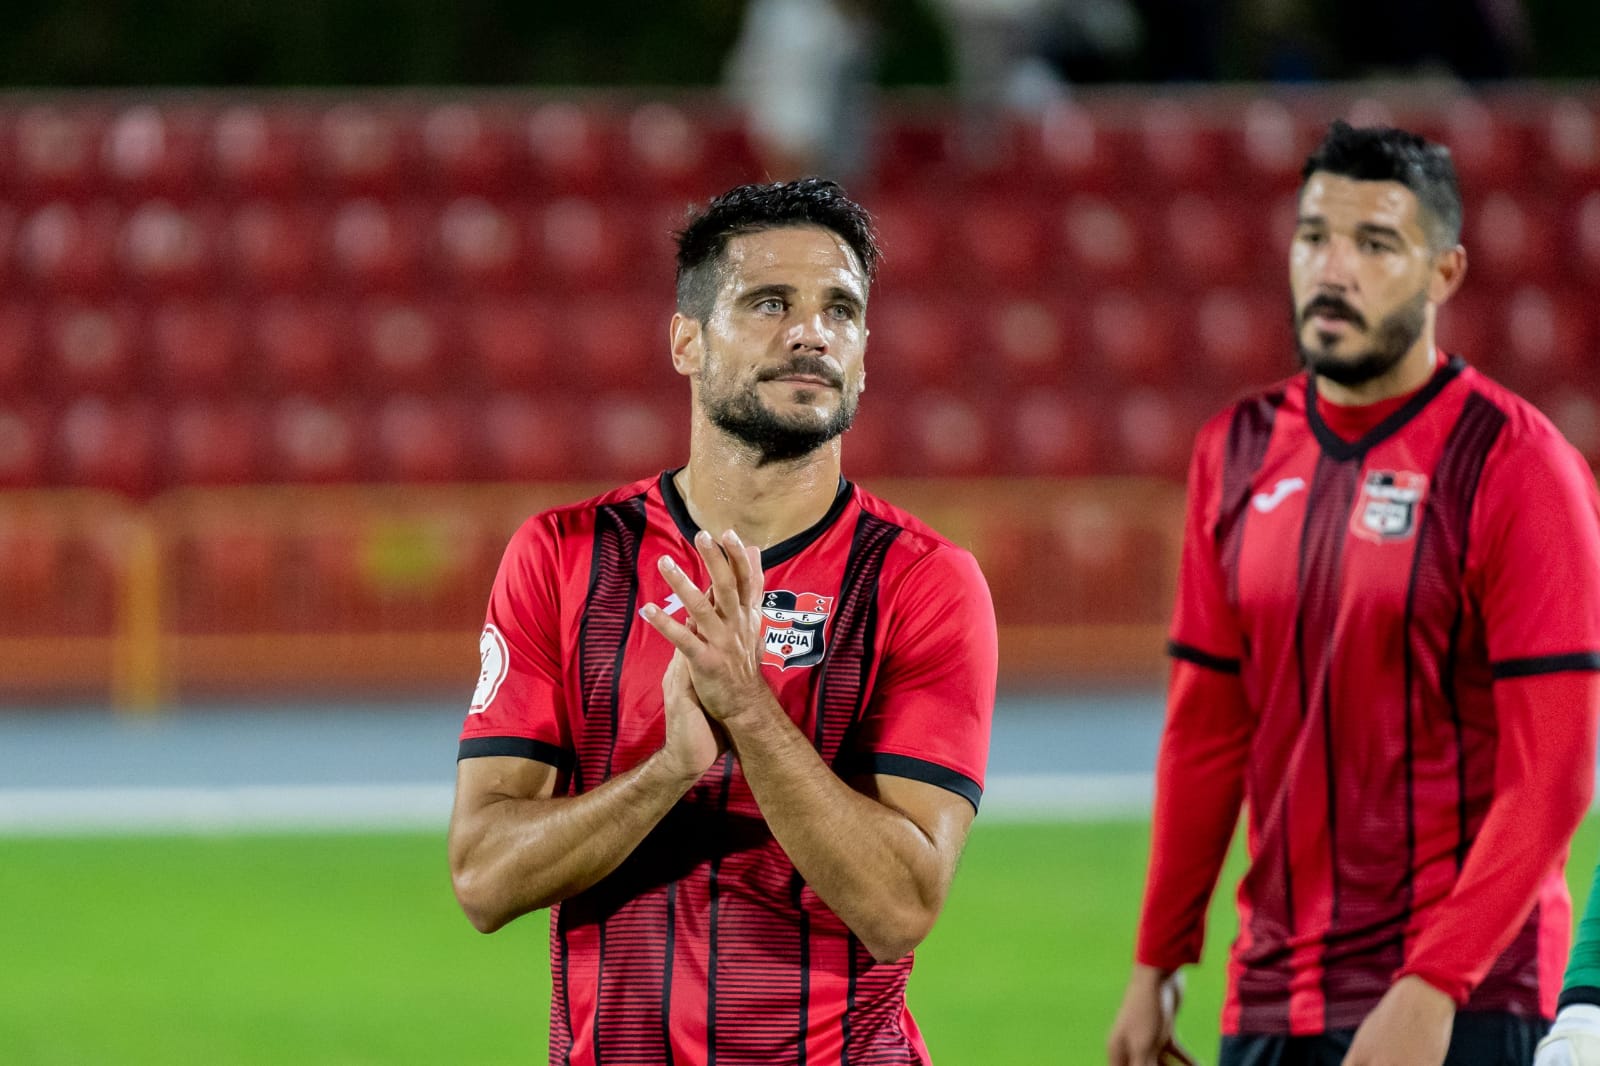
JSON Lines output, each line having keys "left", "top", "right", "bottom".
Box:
{"left": 1161, "top": 1040, "right": 1198, "bottom": 1066}
{"left": 693, "top": 530, "right": 744, "bottom": 620}
{"left": 641, "top": 592, "right": 702, "bottom": 655}
{"left": 653, "top": 554, "right": 720, "bottom": 634}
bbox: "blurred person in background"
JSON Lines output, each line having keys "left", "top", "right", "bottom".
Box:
{"left": 1107, "top": 122, "right": 1600, "bottom": 1066}
{"left": 447, "top": 179, "right": 997, "bottom": 1065}
{"left": 724, "top": 0, "right": 882, "bottom": 180}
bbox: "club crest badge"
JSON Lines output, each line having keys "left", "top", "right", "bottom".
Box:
{"left": 1351, "top": 470, "right": 1428, "bottom": 543}
{"left": 469, "top": 624, "right": 509, "bottom": 713}
{"left": 760, "top": 590, "right": 833, "bottom": 670}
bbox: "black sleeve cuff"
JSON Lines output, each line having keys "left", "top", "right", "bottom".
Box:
{"left": 1558, "top": 985, "right": 1600, "bottom": 1010}
{"left": 1490, "top": 651, "right": 1600, "bottom": 680}
{"left": 1167, "top": 640, "right": 1242, "bottom": 675}
{"left": 458, "top": 736, "right": 573, "bottom": 769}
{"left": 838, "top": 752, "right": 983, "bottom": 812}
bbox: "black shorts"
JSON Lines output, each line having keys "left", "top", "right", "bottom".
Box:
{"left": 1217, "top": 1012, "right": 1548, "bottom": 1066}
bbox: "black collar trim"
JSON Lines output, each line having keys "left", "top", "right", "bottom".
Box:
{"left": 657, "top": 469, "right": 855, "bottom": 568}
{"left": 1305, "top": 355, "right": 1464, "bottom": 461}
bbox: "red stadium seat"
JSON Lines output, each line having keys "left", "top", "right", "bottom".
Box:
{"left": 988, "top": 298, "right": 1070, "bottom": 385}
{"left": 436, "top": 197, "right": 525, "bottom": 291}
{"left": 1137, "top": 101, "right": 1226, "bottom": 190}
{"left": 957, "top": 198, "right": 1051, "bottom": 288}
{"left": 1544, "top": 97, "right": 1600, "bottom": 191}
{"left": 1088, "top": 290, "right": 1176, "bottom": 385}
{"left": 1111, "top": 388, "right": 1196, "bottom": 479}
{"left": 327, "top": 199, "right": 424, "bottom": 291}
{"left": 902, "top": 392, "right": 993, "bottom": 476}
{"left": 150, "top": 300, "right": 243, "bottom": 395}
{"left": 1466, "top": 191, "right": 1559, "bottom": 286}
{"left": 869, "top": 200, "right": 951, "bottom": 290}
{"left": 55, "top": 397, "right": 159, "bottom": 495}
{"left": 1193, "top": 288, "right": 1289, "bottom": 386}
{"left": 270, "top": 396, "right": 366, "bottom": 483}
{"left": 17, "top": 202, "right": 119, "bottom": 293}
{"left": 1032, "top": 102, "right": 1121, "bottom": 193}
{"left": 1163, "top": 194, "right": 1250, "bottom": 287}
{"left": 1234, "top": 98, "right": 1306, "bottom": 195}
{"left": 479, "top": 393, "right": 577, "bottom": 481}
{"left": 358, "top": 302, "right": 448, "bottom": 391}
{"left": 420, "top": 104, "right": 521, "bottom": 194}
{"left": 0, "top": 405, "right": 50, "bottom": 488}
{"left": 863, "top": 296, "right": 963, "bottom": 389}
{"left": 528, "top": 198, "right": 634, "bottom": 290}
{"left": 566, "top": 301, "right": 668, "bottom": 390}
{"left": 1541, "top": 387, "right": 1600, "bottom": 469}
{"left": 871, "top": 118, "right": 958, "bottom": 193}
{"left": 165, "top": 400, "right": 264, "bottom": 485}
{"left": 1498, "top": 286, "right": 1592, "bottom": 390}
{"left": 624, "top": 102, "right": 714, "bottom": 197}
{"left": 252, "top": 300, "right": 350, "bottom": 396}
{"left": 1437, "top": 290, "right": 1497, "bottom": 367}
{"left": 315, "top": 104, "right": 412, "bottom": 196}
{"left": 464, "top": 298, "right": 554, "bottom": 390}
{"left": 587, "top": 393, "right": 686, "bottom": 479}
{"left": 1003, "top": 390, "right": 1104, "bottom": 477}
{"left": 13, "top": 106, "right": 104, "bottom": 200}
{"left": 209, "top": 105, "right": 311, "bottom": 197}
{"left": 526, "top": 102, "right": 615, "bottom": 197}
{"left": 837, "top": 407, "right": 896, "bottom": 480}
{"left": 1570, "top": 190, "right": 1600, "bottom": 283}
{"left": 1443, "top": 98, "right": 1529, "bottom": 193}
{"left": 374, "top": 396, "right": 472, "bottom": 481}
{"left": 44, "top": 303, "right": 138, "bottom": 395}
{"left": 119, "top": 201, "right": 216, "bottom": 292}
{"left": 101, "top": 105, "right": 207, "bottom": 201}
{"left": 0, "top": 303, "right": 38, "bottom": 393}
{"left": 1060, "top": 195, "right": 1146, "bottom": 286}
{"left": 222, "top": 202, "right": 322, "bottom": 293}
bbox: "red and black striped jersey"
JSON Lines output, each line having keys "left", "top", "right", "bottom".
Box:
{"left": 1138, "top": 355, "right": 1600, "bottom": 1034}
{"left": 460, "top": 470, "right": 998, "bottom": 1065}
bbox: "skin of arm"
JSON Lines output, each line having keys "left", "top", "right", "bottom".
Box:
{"left": 447, "top": 654, "right": 726, "bottom": 933}
{"left": 643, "top": 527, "right": 977, "bottom": 964}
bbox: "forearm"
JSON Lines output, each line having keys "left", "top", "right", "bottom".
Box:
{"left": 450, "top": 754, "right": 698, "bottom": 932}
{"left": 725, "top": 698, "right": 955, "bottom": 963}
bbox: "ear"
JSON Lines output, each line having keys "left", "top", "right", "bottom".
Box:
{"left": 1428, "top": 245, "right": 1467, "bottom": 306}
{"left": 669, "top": 312, "right": 702, "bottom": 377}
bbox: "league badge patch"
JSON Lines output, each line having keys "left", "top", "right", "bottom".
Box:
{"left": 759, "top": 590, "right": 833, "bottom": 670}
{"left": 1351, "top": 470, "right": 1428, "bottom": 543}
{"left": 469, "top": 624, "right": 509, "bottom": 713}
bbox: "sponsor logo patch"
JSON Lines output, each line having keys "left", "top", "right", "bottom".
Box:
{"left": 760, "top": 590, "right": 833, "bottom": 670}
{"left": 469, "top": 624, "right": 510, "bottom": 713}
{"left": 1351, "top": 470, "right": 1428, "bottom": 543}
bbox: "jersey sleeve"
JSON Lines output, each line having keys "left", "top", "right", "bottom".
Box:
{"left": 457, "top": 514, "right": 574, "bottom": 770}
{"left": 840, "top": 546, "right": 997, "bottom": 812}
{"left": 1138, "top": 421, "right": 1254, "bottom": 971}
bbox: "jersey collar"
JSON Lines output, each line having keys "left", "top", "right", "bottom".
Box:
{"left": 658, "top": 469, "right": 855, "bottom": 568}
{"left": 1305, "top": 354, "right": 1464, "bottom": 461}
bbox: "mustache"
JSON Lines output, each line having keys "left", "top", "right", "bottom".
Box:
{"left": 1301, "top": 294, "right": 1366, "bottom": 329}
{"left": 756, "top": 357, "right": 843, "bottom": 388}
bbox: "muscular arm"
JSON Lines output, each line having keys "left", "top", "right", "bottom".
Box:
{"left": 449, "top": 656, "right": 725, "bottom": 933}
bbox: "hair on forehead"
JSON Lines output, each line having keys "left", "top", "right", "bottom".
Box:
{"left": 674, "top": 179, "right": 880, "bottom": 320}
{"left": 1301, "top": 121, "right": 1463, "bottom": 249}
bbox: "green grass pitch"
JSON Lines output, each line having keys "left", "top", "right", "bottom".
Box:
{"left": 3, "top": 819, "right": 1596, "bottom": 1064}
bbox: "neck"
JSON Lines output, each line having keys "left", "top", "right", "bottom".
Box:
{"left": 1316, "top": 327, "right": 1439, "bottom": 407}
{"left": 674, "top": 418, "right": 844, "bottom": 550}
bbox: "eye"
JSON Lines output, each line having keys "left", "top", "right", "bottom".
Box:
{"left": 828, "top": 303, "right": 857, "bottom": 320}
{"left": 1297, "top": 229, "right": 1325, "bottom": 246}
{"left": 756, "top": 297, "right": 785, "bottom": 313}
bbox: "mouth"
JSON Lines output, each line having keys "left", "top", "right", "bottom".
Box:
{"left": 768, "top": 374, "right": 839, "bottom": 389}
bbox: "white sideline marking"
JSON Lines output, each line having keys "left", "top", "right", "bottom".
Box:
{"left": 0, "top": 774, "right": 1156, "bottom": 836}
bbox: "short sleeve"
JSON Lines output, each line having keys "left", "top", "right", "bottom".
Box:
{"left": 458, "top": 515, "right": 574, "bottom": 769}
{"left": 842, "top": 546, "right": 998, "bottom": 811}
{"left": 1168, "top": 418, "right": 1245, "bottom": 669}
{"left": 1472, "top": 431, "right": 1600, "bottom": 678}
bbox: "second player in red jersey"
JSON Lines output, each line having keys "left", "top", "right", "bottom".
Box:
{"left": 448, "top": 180, "right": 997, "bottom": 1066}
{"left": 1109, "top": 123, "right": 1600, "bottom": 1066}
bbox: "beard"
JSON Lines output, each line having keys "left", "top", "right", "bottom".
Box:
{"left": 1295, "top": 288, "right": 1428, "bottom": 387}
{"left": 699, "top": 350, "right": 859, "bottom": 464}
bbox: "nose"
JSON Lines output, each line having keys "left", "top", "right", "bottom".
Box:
{"left": 1310, "top": 235, "right": 1358, "bottom": 291}
{"left": 786, "top": 311, "right": 828, "bottom": 353}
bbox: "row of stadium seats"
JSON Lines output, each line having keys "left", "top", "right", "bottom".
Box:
{"left": 2, "top": 93, "right": 1598, "bottom": 203}
{"left": 0, "top": 284, "right": 1589, "bottom": 395}
{"left": 4, "top": 186, "right": 1596, "bottom": 295}
{"left": 4, "top": 379, "right": 1596, "bottom": 495}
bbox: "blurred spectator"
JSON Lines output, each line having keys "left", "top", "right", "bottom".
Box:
{"left": 724, "top": 0, "right": 882, "bottom": 181}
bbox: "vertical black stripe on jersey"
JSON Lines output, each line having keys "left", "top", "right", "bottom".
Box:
{"left": 815, "top": 512, "right": 901, "bottom": 761}
{"left": 706, "top": 755, "right": 736, "bottom": 1066}
{"left": 1217, "top": 391, "right": 1284, "bottom": 605}
{"left": 575, "top": 494, "right": 652, "bottom": 1066}
{"left": 791, "top": 872, "right": 810, "bottom": 1066}
{"left": 552, "top": 901, "right": 574, "bottom": 1066}
{"left": 661, "top": 881, "right": 677, "bottom": 1065}
{"left": 1404, "top": 394, "right": 1505, "bottom": 881}
{"left": 1288, "top": 453, "right": 1360, "bottom": 1028}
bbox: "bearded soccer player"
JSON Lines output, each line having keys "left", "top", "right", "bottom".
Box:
{"left": 1107, "top": 122, "right": 1600, "bottom": 1066}
{"left": 447, "top": 179, "right": 997, "bottom": 1065}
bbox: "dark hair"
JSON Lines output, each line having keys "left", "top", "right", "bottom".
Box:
{"left": 674, "top": 179, "right": 880, "bottom": 320}
{"left": 1301, "top": 120, "right": 1463, "bottom": 249}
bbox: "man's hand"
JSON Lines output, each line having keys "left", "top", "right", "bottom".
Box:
{"left": 642, "top": 529, "right": 772, "bottom": 723}
{"left": 658, "top": 649, "right": 727, "bottom": 780}
{"left": 1343, "top": 975, "right": 1454, "bottom": 1066}
{"left": 1107, "top": 964, "right": 1197, "bottom": 1066}
{"left": 1536, "top": 1005, "right": 1600, "bottom": 1065}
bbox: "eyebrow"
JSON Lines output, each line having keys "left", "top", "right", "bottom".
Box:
{"left": 1296, "top": 215, "right": 1409, "bottom": 244}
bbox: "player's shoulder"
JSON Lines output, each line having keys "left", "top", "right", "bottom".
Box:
{"left": 1455, "top": 362, "right": 1584, "bottom": 467}
{"left": 1194, "top": 372, "right": 1307, "bottom": 452}
{"left": 507, "top": 473, "right": 661, "bottom": 553}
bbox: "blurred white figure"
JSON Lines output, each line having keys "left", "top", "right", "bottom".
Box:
{"left": 725, "top": 0, "right": 879, "bottom": 180}
{"left": 1537, "top": 1005, "right": 1600, "bottom": 1065}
